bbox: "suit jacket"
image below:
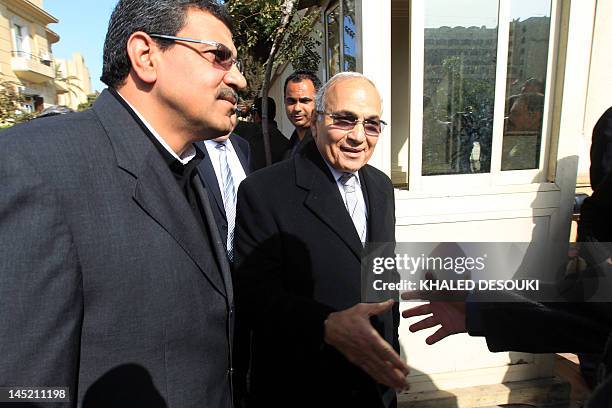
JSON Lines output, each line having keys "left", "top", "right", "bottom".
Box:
{"left": 0, "top": 89, "right": 234, "bottom": 408}
{"left": 467, "top": 298, "right": 611, "bottom": 354}
{"left": 197, "top": 134, "right": 251, "bottom": 245}
{"left": 282, "top": 128, "right": 312, "bottom": 160}
{"left": 234, "top": 121, "right": 289, "bottom": 170}
{"left": 590, "top": 107, "right": 612, "bottom": 190}
{"left": 234, "top": 140, "right": 398, "bottom": 408}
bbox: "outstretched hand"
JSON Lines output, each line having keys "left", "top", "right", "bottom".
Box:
{"left": 324, "top": 299, "right": 410, "bottom": 390}
{"left": 401, "top": 292, "right": 467, "bottom": 344}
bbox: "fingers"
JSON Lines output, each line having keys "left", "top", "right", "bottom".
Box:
{"left": 401, "top": 303, "right": 431, "bottom": 318}
{"left": 400, "top": 290, "right": 427, "bottom": 301}
{"left": 358, "top": 353, "right": 409, "bottom": 390}
{"left": 409, "top": 315, "right": 438, "bottom": 333}
{"left": 426, "top": 327, "right": 451, "bottom": 345}
{"left": 370, "top": 333, "right": 410, "bottom": 375}
{"left": 364, "top": 299, "right": 395, "bottom": 317}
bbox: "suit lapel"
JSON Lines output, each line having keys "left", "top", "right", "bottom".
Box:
{"left": 193, "top": 177, "right": 233, "bottom": 306}
{"left": 230, "top": 134, "right": 250, "bottom": 174}
{"left": 196, "top": 142, "right": 226, "bottom": 221}
{"left": 93, "top": 90, "right": 227, "bottom": 298}
{"left": 360, "top": 165, "right": 388, "bottom": 243}
{"left": 296, "top": 143, "right": 363, "bottom": 260}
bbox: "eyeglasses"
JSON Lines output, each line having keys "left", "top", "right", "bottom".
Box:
{"left": 149, "top": 33, "right": 243, "bottom": 73}
{"left": 318, "top": 112, "right": 387, "bottom": 136}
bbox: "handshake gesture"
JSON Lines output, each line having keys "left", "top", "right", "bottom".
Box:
{"left": 324, "top": 299, "right": 410, "bottom": 390}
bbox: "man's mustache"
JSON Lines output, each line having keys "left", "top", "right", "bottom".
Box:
{"left": 217, "top": 88, "right": 238, "bottom": 105}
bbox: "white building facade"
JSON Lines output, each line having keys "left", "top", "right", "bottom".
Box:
{"left": 269, "top": 0, "right": 612, "bottom": 404}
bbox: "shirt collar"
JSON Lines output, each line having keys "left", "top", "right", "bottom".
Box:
{"left": 114, "top": 89, "right": 196, "bottom": 165}
{"left": 205, "top": 138, "right": 235, "bottom": 153}
{"left": 319, "top": 150, "right": 361, "bottom": 185}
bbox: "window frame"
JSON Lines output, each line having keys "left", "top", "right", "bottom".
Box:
{"left": 324, "top": 0, "right": 362, "bottom": 80}
{"left": 11, "top": 17, "right": 31, "bottom": 57}
{"left": 406, "top": 0, "right": 561, "bottom": 192}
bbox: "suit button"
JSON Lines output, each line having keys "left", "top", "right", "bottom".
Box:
{"left": 229, "top": 306, "right": 235, "bottom": 316}
{"left": 222, "top": 224, "right": 228, "bottom": 230}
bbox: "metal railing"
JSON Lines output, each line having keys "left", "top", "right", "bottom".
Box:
{"left": 11, "top": 51, "right": 53, "bottom": 67}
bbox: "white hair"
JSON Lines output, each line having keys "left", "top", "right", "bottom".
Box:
{"left": 314, "top": 72, "right": 383, "bottom": 115}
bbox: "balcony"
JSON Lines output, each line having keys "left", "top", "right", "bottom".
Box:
{"left": 11, "top": 51, "right": 55, "bottom": 83}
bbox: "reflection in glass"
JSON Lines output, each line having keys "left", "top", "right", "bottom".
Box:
{"left": 327, "top": 4, "right": 341, "bottom": 78}
{"left": 501, "top": 0, "right": 551, "bottom": 170}
{"left": 343, "top": 0, "right": 357, "bottom": 71}
{"left": 422, "top": 0, "right": 499, "bottom": 175}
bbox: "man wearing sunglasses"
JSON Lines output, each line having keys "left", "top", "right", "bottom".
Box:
{"left": 234, "top": 72, "right": 408, "bottom": 408}
{"left": 0, "top": 1, "right": 245, "bottom": 407}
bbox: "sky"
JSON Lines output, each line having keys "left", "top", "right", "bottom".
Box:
{"left": 45, "top": 1, "right": 118, "bottom": 93}
{"left": 43, "top": 0, "right": 552, "bottom": 92}
{"left": 425, "top": 0, "right": 552, "bottom": 28}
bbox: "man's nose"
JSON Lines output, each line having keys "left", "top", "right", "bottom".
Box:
{"left": 347, "top": 122, "right": 366, "bottom": 143}
{"left": 224, "top": 64, "right": 247, "bottom": 90}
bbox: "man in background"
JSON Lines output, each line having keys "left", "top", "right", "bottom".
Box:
{"left": 282, "top": 69, "right": 321, "bottom": 158}
{"left": 197, "top": 132, "right": 250, "bottom": 261}
{"left": 235, "top": 96, "right": 288, "bottom": 170}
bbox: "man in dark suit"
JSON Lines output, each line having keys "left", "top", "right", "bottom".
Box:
{"left": 0, "top": 1, "right": 245, "bottom": 407}
{"left": 590, "top": 107, "right": 612, "bottom": 190}
{"left": 282, "top": 69, "right": 322, "bottom": 158}
{"left": 234, "top": 72, "right": 409, "bottom": 408}
{"left": 197, "top": 133, "right": 250, "bottom": 260}
{"left": 234, "top": 97, "right": 288, "bottom": 170}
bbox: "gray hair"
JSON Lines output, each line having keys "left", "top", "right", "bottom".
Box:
{"left": 101, "top": 0, "right": 232, "bottom": 88}
{"left": 314, "top": 72, "right": 382, "bottom": 114}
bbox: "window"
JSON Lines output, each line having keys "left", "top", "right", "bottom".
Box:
{"left": 11, "top": 19, "right": 30, "bottom": 58}
{"left": 325, "top": 0, "right": 358, "bottom": 80}
{"left": 404, "top": 0, "right": 556, "bottom": 189}
{"left": 13, "top": 24, "right": 24, "bottom": 53}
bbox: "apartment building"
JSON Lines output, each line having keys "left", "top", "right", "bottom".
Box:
{"left": 0, "top": 0, "right": 59, "bottom": 113}
{"left": 56, "top": 52, "right": 92, "bottom": 110}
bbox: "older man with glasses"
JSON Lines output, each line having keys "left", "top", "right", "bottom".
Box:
{"left": 0, "top": 1, "right": 246, "bottom": 406}
{"left": 234, "top": 72, "right": 408, "bottom": 408}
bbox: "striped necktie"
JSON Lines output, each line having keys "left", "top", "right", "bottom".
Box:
{"left": 216, "top": 142, "right": 236, "bottom": 261}
{"left": 339, "top": 172, "right": 367, "bottom": 245}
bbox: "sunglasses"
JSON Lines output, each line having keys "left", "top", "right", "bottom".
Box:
{"left": 318, "top": 112, "right": 387, "bottom": 136}
{"left": 149, "top": 33, "right": 243, "bottom": 73}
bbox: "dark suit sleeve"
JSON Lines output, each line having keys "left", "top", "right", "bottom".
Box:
{"left": 590, "top": 107, "right": 612, "bottom": 189}
{"left": 0, "top": 148, "right": 83, "bottom": 398}
{"left": 467, "top": 299, "right": 609, "bottom": 353}
{"left": 233, "top": 179, "right": 335, "bottom": 352}
{"left": 578, "top": 177, "right": 612, "bottom": 264}
{"left": 232, "top": 133, "right": 252, "bottom": 174}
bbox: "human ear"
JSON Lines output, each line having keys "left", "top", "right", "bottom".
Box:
{"left": 125, "top": 32, "right": 159, "bottom": 84}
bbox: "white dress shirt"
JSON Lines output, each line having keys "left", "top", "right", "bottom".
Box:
{"left": 203, "top": 138, "right": 247, "bottom": 191}
{"left": 116, "top": 90, "right": 196, "bottom": 164}
{"left": 322, "top": 156, "right": 369, "bottom": 222}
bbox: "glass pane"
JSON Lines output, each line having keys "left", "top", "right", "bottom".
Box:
{"left": 326, "top": 4, "right": 341, "bottom": 79}
{"left": 343, "top": 0, "right": 357, "bottom": 71}
{"left": 14, "top": 24, "right": 23, "bottom": 53}
{"left": 501, "top": 0, "right": 552, "bottom": 170}
{"left": 422, "top": 0, "right": 499, "bottom": 175}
